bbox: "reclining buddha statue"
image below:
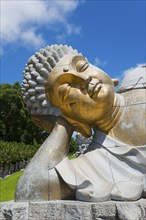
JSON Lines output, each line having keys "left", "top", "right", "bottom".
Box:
{"left": 15, "top": 45, "right": 146, "bottom": 202}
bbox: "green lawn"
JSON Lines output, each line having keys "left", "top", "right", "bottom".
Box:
{"left": 0, "top": 156, "right": 76, "bottom": 202}
{"left": 0, "top": 170, "right": 23, "bottom": 202}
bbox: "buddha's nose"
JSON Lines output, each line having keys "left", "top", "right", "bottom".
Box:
{"left": 57, "top": 72, "right": 92, "bottom": 88}
{"left": 80, "top": 76, "right": 92, "bottom": 90}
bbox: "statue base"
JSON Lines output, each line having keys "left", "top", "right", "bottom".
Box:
{"left": 1, "top": 199, "right": 146, "bottom": 220}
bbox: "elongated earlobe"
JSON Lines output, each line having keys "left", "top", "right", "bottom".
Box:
{"left": 112, "top": 78, "right": 119, "bottom": 87}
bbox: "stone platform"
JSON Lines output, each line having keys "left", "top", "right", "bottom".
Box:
{"left": 0, "top": 199, "right": 146, "bottom": 220}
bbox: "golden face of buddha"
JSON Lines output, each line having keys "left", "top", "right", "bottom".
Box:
{"left": 45, "top": 54, "right": 117, "bottom": 136}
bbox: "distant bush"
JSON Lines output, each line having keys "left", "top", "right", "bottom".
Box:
{"left": 0, "top": 140, "right": 39, "bottom": 165}
{"left": 0, "top": 141, "right": 39, "bottom": 177}
{"left": 68, "top": 137, "right": 77, "bottom": 155}
{"left": 0, "top": 137, "right": 77, "bottom": 177}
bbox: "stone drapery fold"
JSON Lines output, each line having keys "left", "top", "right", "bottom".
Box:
{"left": 55, "top": 130, "right": 146, "bottom": 202}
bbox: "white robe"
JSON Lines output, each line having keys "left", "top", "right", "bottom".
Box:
{"left": 55, "top": 130, "right": 146, "bottom": 202}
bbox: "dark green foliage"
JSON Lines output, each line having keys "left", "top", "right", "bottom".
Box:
{"left": 68, "top": 137, "right": 77, "bottom": 155}
{"left": 0, "top": 140, "right": 39, "bottom": 177}
{"left": 0, "top": 82, "right": 77, "bottom": 177}
{"left": 0, "top": 82, "right": 47, "bottom": 144}
{"left": 0, "top": 140, "right": 39, "bottom": 165}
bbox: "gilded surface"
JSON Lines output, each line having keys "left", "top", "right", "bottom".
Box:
{"left": 45, "top": 54, "right": 120, "bottom": 137}
{"left": 15, "top": 45, "right": 146, "bottom": 202}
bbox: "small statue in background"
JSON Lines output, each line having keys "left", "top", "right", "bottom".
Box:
{"left": 75, "top": 132, "right": 93, "bottom": 155}
{"left": 15, "top": 45, "right": 146, "bottom": 202}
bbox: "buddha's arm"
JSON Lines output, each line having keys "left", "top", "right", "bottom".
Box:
{"left": 15, "top": 117, "right": 73, "bottom": 201}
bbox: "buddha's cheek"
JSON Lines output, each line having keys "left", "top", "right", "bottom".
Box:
{"left": 93, "top": 84, "right": 114, "bottom": 104}
{"left": 61, "top": 102, "right": 109, "bottom": 124}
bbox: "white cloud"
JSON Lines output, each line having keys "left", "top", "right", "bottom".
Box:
{"left": 56, "top": 23, "right": 81, "bottom": 43}
{"left": 116, "top": 63, "right": 146, "bottom": 91}
{"left": 115, "top": 63, "right": 146, "bottom": 85}
{"left": 21, "top": 29, "right": 45, "bottom": 49}
{"left": 122, "top": 63, "right": 146, "bottom": 77}
{"left": 65, "top": 23, "right": 81, "bottom": 35}
{"left": 94, "top": 57, "right": 107, "bottom": 67}
{"left": 1, "top": 0, "right": 80, "bottom": 53}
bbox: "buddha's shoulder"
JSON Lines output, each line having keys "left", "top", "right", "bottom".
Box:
{"left": 117, "top": 65, "right": 146, "bottom": 93}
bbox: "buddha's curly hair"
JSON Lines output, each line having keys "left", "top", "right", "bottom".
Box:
{"left": 22, "top": 44, "right": 78, "bottom": 116}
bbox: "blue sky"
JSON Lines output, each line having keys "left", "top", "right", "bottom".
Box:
{"left": 1, "top": 0, "right": 145, "bottom": 85}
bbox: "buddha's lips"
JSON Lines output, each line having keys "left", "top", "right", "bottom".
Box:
{"left": 88, "top": 82, "right": 102, "bottom": 98}
{"left": 62, "top": 81, "right": 102, "bottom": 102}
{"left": 62, "top": 84, "right": 71, "bottom": 101}
{"left": 61, "top": 85, "right": 96, "bottom": 104}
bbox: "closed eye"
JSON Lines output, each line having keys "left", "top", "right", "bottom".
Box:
{"left": 78, "top": 62, "right": 89, "bottom": 72}
{"left": 72, "top": 55, "right": 89, "bottom": 73}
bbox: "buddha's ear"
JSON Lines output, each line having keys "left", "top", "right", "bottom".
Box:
{"left": 112, "top": 78, "right": 119, "bottom": 87}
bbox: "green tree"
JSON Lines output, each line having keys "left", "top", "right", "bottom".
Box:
{"left": 68, "top": 137, "right": 77, "bottom": 155}
{"left": 0, "top": 82, "right": 47, "bottom": 144}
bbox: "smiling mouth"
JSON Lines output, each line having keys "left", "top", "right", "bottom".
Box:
{"left": 92, "top": 83, "right": 102, "bottom": 96}
{"left": 88, "top": 82, "right": 102, "bottom": 98}
{"left": 64, "top": 85, "right": 71, "bottom": 101}
{"left": 60, "top": 76, "right": 102, "bottom": 104}
{"left": 62, "top": 82, "right": 102, "bottom": 102}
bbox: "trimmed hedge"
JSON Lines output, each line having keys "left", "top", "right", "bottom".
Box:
{"left": 0, "top": 137, "right": 77, "bottom": 177}
{"left": 0, "top": 141, "right": 39, "bottom": 177}
{"left": 0, "top": 141, "right": 39, "bottom": 165}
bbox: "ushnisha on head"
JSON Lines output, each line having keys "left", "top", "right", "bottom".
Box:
{"left": 22, "top": 44, "right": 118, "bottom": 136}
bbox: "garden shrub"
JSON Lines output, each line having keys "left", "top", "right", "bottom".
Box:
{"left": 0, "top": 141, "right": 39, "bottom": 177}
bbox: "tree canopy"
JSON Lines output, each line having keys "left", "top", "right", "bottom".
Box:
{"left": 0, "top": 82, "right": 47, "bottom": 144}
